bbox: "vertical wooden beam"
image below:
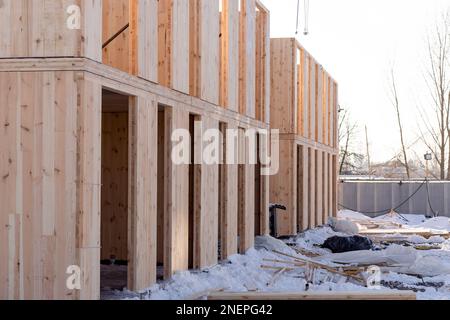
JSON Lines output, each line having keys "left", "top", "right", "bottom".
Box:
{"left": 76, "top": 76, "right": 102, "bottom": 300}
{"left": 219, "top": 122, "right": 238, "bottom": 259}
{"left": 128, "top": 95, "right": 158, "bottom": 291}
{"left": 163, "top": 107, "right": 189, "bottom": 278}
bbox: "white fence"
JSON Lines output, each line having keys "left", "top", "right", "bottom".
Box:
{"left": 338, "top": 180, "right": 450, "bottom": 218}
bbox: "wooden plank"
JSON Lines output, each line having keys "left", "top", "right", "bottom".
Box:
{"left": 128, "top": 95, "right": 158, "bottom": 291}
{"left": 208, "top": 291, "right": 417, "bottom": 300}
{"left": 302, "top": 51, "right": 309, "bottom": 138}
{"left": 219, "top": 0, "right": 239, "bottom": 111}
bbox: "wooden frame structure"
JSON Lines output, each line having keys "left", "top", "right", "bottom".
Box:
{"left": 0, "top": 0, "right": 271, "bottom": 300}
{"left": 270, "top": 38, "right": 339, "bottom": 236}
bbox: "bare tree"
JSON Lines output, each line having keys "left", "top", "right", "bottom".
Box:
{"left": 418, "top": 12, "right": 450, "bottom": 180}
{"left": 365, "top": 125, "right": 372, "bottom": 175}
{"left": 339, "top": 109, "right": 364, "bottom": 175}
{"left": 389, "top": 67, "right": 411, "bottom": 179}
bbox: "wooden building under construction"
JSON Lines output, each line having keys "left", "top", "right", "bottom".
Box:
{"left": 270, "top": 38, "right": 339, "bottom": 237}
{"left": 0, "top": 1, "right": 338, "bottom": 300}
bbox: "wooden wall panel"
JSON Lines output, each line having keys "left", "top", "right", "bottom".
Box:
{"left": 172, "top": 0, "right": 190, "bottom": 93}
{"left": 0, "top": 0, "right": 101, "bottom": 61}
{"left": 239, "top": 0, "right": 256, "bottom": 118}
{"left": 134, "top": 0, "right": 158, "bottom": 82}
{"left": 316, "top": 65, "right": 323, "bottom": 144}
{"left": 128, "top": 95, "right": 158, "bottom": 291}
{"left": 309, "top": 58, "right": 316, "bottom": 141}
{"left": 255, "top": 7, "right": 270, "bottom": 123}
{"left": 158, "top": 0, "right": 189, "bottom": 94}
{"left": 220, "top": 0, "right": 239, "bottom": 111}
{"left": 302, "top": 51, "right": 309, "bottom": 138}
{"left": 0, "top": 71, "right": 101, "bottom": 300}
{"left": 269, "top": 139, "right": 296, "bottom": 236}
{"left": 102, "top": 0, "right": 130, "bottom": 73}
{"left": 219, "top": 123, "right": 238, "bottom": 259}
{"left": 76, "top": 76, "right": 102, "bottom": 300}
{"left": 200, "top": 0, "right": 220, "bottom": 104}
{"left": 197, "top": 117, "right": 219, "bottom": 268}
{"left": 270, "top": 39, "right": 296, "bottom": 133}
{"left": 164, "top": 107, "right": 190, "bottom": 278}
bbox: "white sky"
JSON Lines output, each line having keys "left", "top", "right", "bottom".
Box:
{"left": 263, "top": 0, "right": 450, "bottom": 163}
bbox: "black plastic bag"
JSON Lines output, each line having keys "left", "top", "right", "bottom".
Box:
{"left": 321, "top": 235, "right": 373, "bottom": 253}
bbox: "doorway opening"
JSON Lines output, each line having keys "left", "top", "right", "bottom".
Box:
{"left": 100, "top": 89, "right": 130, "bottom": 292}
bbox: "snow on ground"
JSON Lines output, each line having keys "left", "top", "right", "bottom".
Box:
{"left": 102, "top": 211, "right": 450, "bottom": 300}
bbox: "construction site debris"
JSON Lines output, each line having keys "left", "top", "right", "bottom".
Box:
{"left": 321, "top": 235, "right": 373, "bottom": 253}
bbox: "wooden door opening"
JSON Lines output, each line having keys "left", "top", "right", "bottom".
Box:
{"left": 218, "top": 122, "right": 226, "bottom": 260}
{"left": 189, "top": 114, "right": 201, "bottom": 269}
{"left": 157, "top": 107, "right": 166, "bottom": 280}
{"left": 254, "top": 133, "right": 262, "bottom": 236}
{"left": 100, "top": 89, "right": 130, "bottom": 292}
{"left": 237, "top": 128, "right": 245, "bottom": 253}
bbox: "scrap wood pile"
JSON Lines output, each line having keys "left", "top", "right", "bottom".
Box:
{"left": 332, "top": 210, "right": 450, "bottom": 240}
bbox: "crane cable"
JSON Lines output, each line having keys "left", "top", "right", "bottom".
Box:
{"left": 296, "top": 0, "right": 310, "bottom": 36}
